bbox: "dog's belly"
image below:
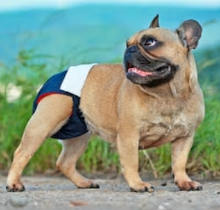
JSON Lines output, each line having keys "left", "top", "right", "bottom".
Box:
{"left": 85, "top": 118, "right": 117, "bottom": 143}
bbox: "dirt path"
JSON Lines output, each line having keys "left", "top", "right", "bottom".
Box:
{"left": 0, "top": 175, "right": 220, "bottom": 210}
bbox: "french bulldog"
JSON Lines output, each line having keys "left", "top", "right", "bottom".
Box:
{"left": 6, "top": 15, "right": 204, "bottom": 193}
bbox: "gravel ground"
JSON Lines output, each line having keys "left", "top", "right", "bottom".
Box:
{"left": 0, "top": 174, "right": 220, "bottom": 210}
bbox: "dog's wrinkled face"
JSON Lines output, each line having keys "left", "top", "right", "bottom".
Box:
{"left": 124, "top": 15, "right": 202, "bottom": 87}
{"left": 124, "top": 41, "right": 178, "bottom": 87}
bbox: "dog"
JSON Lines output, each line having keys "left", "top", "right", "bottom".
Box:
{"left": 6, "top": 15, "right": 204, "bottom": 193}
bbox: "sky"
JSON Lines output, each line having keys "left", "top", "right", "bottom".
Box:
{"left": 0, "top": 0, "right": 220, "bottom": 11}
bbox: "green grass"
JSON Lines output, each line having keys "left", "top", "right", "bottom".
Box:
{"left": 190, "top": 92, "right": 220, "bottom": 178}
{"left": 0, "top": 47, "right": 220, "bottom": 178}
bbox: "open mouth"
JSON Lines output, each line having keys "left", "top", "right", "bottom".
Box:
{"left": 126, "top": 63, "right": 171, "bottom": 77}
{"left": 127, "top": 67, "right": 153, "bottom": 76}
{"left": 125, "top": 60, "right": 176, "bottom": 87}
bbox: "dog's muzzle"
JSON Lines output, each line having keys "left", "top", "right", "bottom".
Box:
{"left": 124, "top": 45, "right": 177, "bottom": 87}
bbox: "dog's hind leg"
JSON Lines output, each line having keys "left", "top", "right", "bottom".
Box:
{"left": 56, "top": 132, "right": 100, "bottom": 189}
{"left": 6, "top": 94, "right": 73, "bottom": 192}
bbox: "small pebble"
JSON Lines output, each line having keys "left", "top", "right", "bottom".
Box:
{"left": 158, "top": 205, "right": 165, "bottom": 210}
{"left": 9, "top": 196, "right": 28, "bottom": 207}
{"left": 34, "top": 201, "right": 39, "bottom": 206}
{"left": 161, "top": 182, "right": 167, "bottom": 186}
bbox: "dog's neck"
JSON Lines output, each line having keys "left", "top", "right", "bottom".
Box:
{"left": 139, "top": 53, "right": 199, "bottom": 99}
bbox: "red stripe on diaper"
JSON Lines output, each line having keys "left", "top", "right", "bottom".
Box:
{"left": 36, "top": 93, "right": 73, "bottom": 116}
{"left": 37, "top": 92, "right": 59, "bottom": 104}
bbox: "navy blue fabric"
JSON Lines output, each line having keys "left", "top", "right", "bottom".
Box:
{"left": 33, "top": 71, "right": 88, "bottom": 140}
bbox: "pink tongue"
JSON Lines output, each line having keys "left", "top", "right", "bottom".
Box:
{"left": 128, "top": 67, "right": 152, "bottom": 76}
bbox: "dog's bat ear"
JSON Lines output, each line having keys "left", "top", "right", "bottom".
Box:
{"left": 149, "top": 14, "right": 159, "bottom": 28}
{"left": 177, "top": 20, "right": 202, "bottom": 50}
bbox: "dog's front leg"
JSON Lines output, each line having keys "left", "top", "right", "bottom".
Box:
{"left": 117, "top": 133, "right": 154, "bottom": 193}
{"left": 171, "top": 135, "right": 202, "bottom": 191}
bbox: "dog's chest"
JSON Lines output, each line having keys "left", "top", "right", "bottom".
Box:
{"left": 139, "top": 100, "right": 200, "bottom": 149}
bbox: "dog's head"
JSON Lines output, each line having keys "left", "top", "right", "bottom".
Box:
{"left": 124, "top": 15, "right": 202, "bottom": 87}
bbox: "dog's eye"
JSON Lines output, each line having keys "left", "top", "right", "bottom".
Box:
{"left": 144, "top": 38, "right": 156, "bottom": 46}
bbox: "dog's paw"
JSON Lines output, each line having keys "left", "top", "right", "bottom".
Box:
{"left": 77, "top": 180, "right": 100, "bottom": 189}
{"left": 6, "top": 182, "right": 25, "bottom": 192}
{"left": 175, "top": 180, "right": 202, "bottom": 191}
{"left": 130, "top": 182, "right": 155, "bottom": 193}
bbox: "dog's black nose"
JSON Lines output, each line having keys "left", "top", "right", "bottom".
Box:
{"left": 128, "top": 45, "right": 137, "bottom": 53}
